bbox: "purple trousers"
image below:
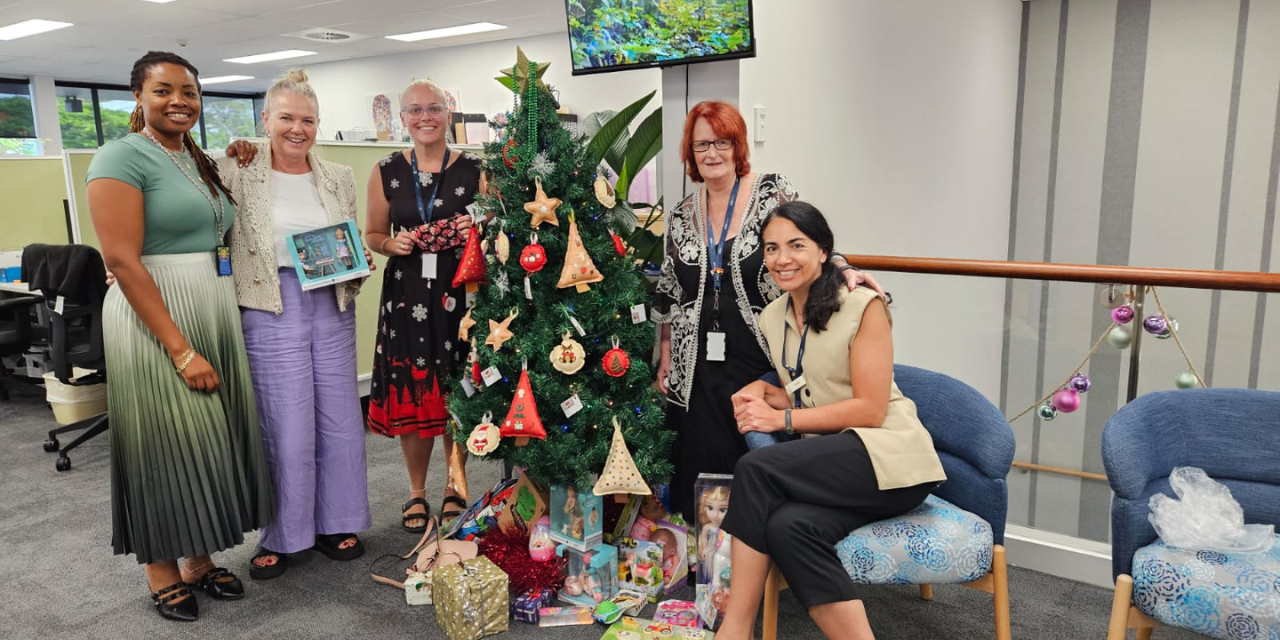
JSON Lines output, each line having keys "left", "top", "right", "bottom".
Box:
{"left": 241, "top": 270, "right": 371, "bottom": 554}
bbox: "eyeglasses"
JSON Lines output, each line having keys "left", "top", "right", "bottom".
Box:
{"left": 402, "top": 103, "right": 447, "bottom": 119}
{"left": 691, "top": 139, "right": 732, "bottom": 152}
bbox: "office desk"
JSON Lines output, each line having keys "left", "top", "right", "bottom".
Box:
{"left": 0, "top": 282, "right": 38, "bottom": 296}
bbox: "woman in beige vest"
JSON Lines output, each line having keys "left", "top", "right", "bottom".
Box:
{"left": 717, "top": 201, "right": 946, "bottom": 640}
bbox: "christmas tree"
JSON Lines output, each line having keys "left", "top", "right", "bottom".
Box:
{"left": 448, "top": 48, "right": 673, "bottom": 490}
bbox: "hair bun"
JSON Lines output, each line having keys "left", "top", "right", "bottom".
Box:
{"left": 284, "top": 68, "right": 309, "bottom": 83}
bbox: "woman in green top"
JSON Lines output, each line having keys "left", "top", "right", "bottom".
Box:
{"left": 86, "top": 51, "right": 274, "bottom": 622}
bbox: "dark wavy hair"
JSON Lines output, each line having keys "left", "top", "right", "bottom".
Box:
{"left": 128, "top": 51, "right": 235, "bottom": 205}
{"left": 764, "top": 200, "right": 843, "bottom": 333}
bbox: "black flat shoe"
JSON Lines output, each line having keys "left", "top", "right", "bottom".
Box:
{"left": 402, "top": 497, "right": 430, "bottom": 533}
{"left": 315, "top": 533, "right": 365, "bottom": 561}
{"left": 440, "top": 495, "right": 468, "bottom": 528}
{"left": 187, "top": 567, "right": 244, "bottom": 600}
{"left": 248, "top": 549, "right": 287, "bottom": 581}
{"left": 151, "top": 583, "right": 198, "bottom": 622}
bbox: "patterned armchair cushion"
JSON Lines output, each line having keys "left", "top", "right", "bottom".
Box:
{"left": 835, "top": 494, "right": 993, "bottom": 585}
{"left": 1131, "top": 537, "right": 1280, "bottom": 639}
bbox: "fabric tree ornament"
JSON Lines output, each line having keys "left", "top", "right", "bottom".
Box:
{"left": 524, "top": 177, "right": 561, "bottom": 228}
{"left": 557, "top": 211, "right": 604, "bottom": 292}
{"left": 501, "top": 362, "right": 547, "bottom": 446}
{"left": 549, "top": 331, "right": 586, "bottom": 375}
{"left": 593, "top": 417, "right": 651, "bottom": 501}
{"left": 495, "top": 221, "right": 510, "bottom": 264}
{"left": 468, "top": 412, "right": 501, "bottom": 456}
{"left": 486, "top": 309, "right": 518, "bottom": 352}
{"left": 521, "top": 233, "right": 547, "bottom": 273}
{"left": 452, "top": 225, "right": 488, "bottom": 292}
{"left": 601, "top": 336, "right": 630, "bottom": 378}
{"left": 458, "top": 307, "right": 477, "bottom": 342}
{"left": 593, "top": 175, "right": 616, "bottom": 208}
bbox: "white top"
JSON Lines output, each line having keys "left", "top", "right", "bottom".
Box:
{"left": 270, "top": 170, "right": 328, "bottom": 268}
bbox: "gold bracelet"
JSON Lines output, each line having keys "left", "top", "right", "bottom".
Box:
{"left": 380, "top": 237, "right": 392, "bottom": 254}
{"left": 174, "top": 349, "right": 196, "bottom": 375}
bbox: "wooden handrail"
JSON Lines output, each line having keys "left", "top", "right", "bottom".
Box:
{"left": 1012, "top": 461, "right": 1107, "bottom": 483}
{"left": 842, "top": 255, "right": 1280, "bottom": 293}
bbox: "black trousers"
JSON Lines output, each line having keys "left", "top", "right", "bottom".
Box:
{"left": 720, "top": 432, "right": 935, "bottom": 608}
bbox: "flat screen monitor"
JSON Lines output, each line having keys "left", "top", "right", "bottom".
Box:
{"left": 565, "top": 0, "right": 756, "bottom": 76}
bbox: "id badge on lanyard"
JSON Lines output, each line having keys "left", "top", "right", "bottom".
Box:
{"left": 705, "top": 179, "right": 740, "bottom": 363}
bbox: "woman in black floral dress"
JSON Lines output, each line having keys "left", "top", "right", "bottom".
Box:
{"left": 365, "top": 79, "right": 482, "bottom": 533}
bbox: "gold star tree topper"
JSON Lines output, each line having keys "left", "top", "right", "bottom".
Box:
{"left": 498, "top": 46, "right": 551, "bottom": 94}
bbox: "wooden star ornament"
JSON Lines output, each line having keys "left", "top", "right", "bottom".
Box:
{"left": 524, "top": 177, "right": 561, "bottom": 228}
{"left": 485, "top": 308, "right": 519, "bottom": 352}
{"left": 498, "top": 46, "right": 551, "bottom": 94}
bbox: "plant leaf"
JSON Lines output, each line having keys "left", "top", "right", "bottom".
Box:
{"left": 606, "top": 199, "right": 638, "bottom": 233}
{"left": 580, "top": 110, "right": 626, "bottom": 177}
{"left": 585, "top": 90, "right": 654, "bottom": 168}
{"left": 618, "top": 107, "right": 663, "bottom": 200}
{"left": 494, "top": 76, "right": 516, "bottom": 92}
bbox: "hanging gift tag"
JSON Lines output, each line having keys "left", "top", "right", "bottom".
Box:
{"left": 706, "top": 331, "right": 727, "bottom": 361}
{"left": 481, "top": 366, "right": 502, "bottom": 387}
{"left": 630, "top": 304, "right": 647, "bottom": 324}
{"left": 561, "top": 394, "right": 584, "bottom": 418}
{"left": 524, "top": 276, "right": 533, "bottom": 300}
{"left": 465, "top": 202, "right": 484, "bottom": 219}
{"left": 460, "top": 376, "right": 476, "bottom": 397}
{"left": 216, "top": 245, "right": 233, "bottom": 277}
{"left": 466, "top": 291, "right": 477, "bottom": 307}
{"left": 784, "top": 375, "right": 807, "bottom": 396}
{"left": 569, "top": 315, "right": 586, "bottom": 336}
{"left": 421, "top": 253, "right": 438, "bottom": 279}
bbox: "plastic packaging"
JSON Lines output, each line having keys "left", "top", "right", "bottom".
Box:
{"left": 1148, "top": 467, "right": 1274, "bottom": 554}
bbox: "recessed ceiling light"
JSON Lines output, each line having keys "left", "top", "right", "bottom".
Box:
{"left": 139, "top": 0, "right": 180, "bottom": 3}
{"left": 386, "top": 22, "right": 506, "bottom": 42}
{"left": 224, "top": 49, "right": 316, "bottom": 64}
{"left": 201, "top": 75, "right": 254, "bottom": 85}
{"left": 0, "top": 19, "right": 74, "bottom": 41}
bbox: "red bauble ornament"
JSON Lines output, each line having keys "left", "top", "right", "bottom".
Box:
{"left": 610, "top": 231, "right": 627, "bottom": 256}
{"left": 602, "top": 336, "right": 630, "bottom": 378}
{"left": 521, "top": 234, "right": 547, "bottom": 273}
{"left": 452, "top": 226, "right": 488, "bottom": 291}
{"left": 502, "top": 138, "right": 519, "bottom": 169}
{"left": 501, "top": 365, "right": 548, "bottom": 441}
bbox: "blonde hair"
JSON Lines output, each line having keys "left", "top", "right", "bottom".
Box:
{"left": 264, "top": 68, "right": 319, "bottom": 121}
{"left": 401, "top": 78, "right": 449, "bottom": 109}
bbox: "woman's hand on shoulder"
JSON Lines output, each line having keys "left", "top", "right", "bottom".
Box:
{"left": 224, "top": 140, "right": 258, "bottom": 168}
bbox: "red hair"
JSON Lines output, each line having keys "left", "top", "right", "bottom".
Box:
{"left": 681, "top": 101, "right": 751, "bottom": 183}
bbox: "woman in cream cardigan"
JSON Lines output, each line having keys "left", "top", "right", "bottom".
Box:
{"left": 220, "top": 69, "right": 372, "bottom": 579}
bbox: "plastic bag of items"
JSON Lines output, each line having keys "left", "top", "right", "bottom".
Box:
{"left": 1148, "top": 467, "right": 1274, "bottom": 554}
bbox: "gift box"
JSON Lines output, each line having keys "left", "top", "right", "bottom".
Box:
{"left": 405, "top": 570, "right": 433, "bottom": 605}
{"left": 694, "top": 530, "right": 732, "bottom": 630}
{"left": 615, "top": 537, "right": 666, "bottom": 602}
{"left": 551, "top": 483, "right": 603, "bottom": 551}
{"left": 432, "top": 556, "right": 510, "bottom": 640}
{"left": 497, "top": 473, "right": 549, "bottom": 533}
{"left": 556, "top": 542, "right": 618, "bottom": 607}
{"left": 512, "top": 593, "right": 541, "bottom": 624}
{"left": 537, "top": 606, "right": 594, "bottom": 627}
{"left": 651, "top": 519, "right": 689, "bottom": 594}
{"left": 599, "top": 616, "right": 714, "bottom": 639}
{"left": 655, "top": 600, "right": 701, "bottom": 628}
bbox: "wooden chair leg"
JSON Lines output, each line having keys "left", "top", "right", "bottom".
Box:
{"left": 1106, "top": 574, "right": 1135, "bottom": 640}
{"left": 919, "top": 584, "right": 933, "bottom": 601}
{"left": 1135, "top": 628, "right": 1153, "bottom": 640}
{"left": 992, "top": 544, "right": 1011, "bottom": 640}
{"left": 762, "top": 565, "right": 784, "bottom": 640}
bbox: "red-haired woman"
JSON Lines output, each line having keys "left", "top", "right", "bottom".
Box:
{"left": 654, "top": 101, "right": 882, "bottom": 516}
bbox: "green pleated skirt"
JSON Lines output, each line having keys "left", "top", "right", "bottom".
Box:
{"left": 105, "top": 252, "right": 275, "bottom": 564}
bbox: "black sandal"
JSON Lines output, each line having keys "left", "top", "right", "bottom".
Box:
{"left": 440, "top": 495, "right": 467, "bottom": 527}
{"left": 248, "top": 549, "right": 287, "bottom": 581}
{"left": 315, "top": 533, "right": 365, "bottom": 561}
{"left": 187, "top": 567, "right": 245, "bottom": 600}
{"left": 402, "top": 497, "right": 431, "bottom": 533}
{"left": 151, "top": 583, "right": 198, "bottom": 622}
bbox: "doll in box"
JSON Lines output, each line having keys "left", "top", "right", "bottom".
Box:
{"left": 696, "top": 484, "right": 730, "bottom": 569}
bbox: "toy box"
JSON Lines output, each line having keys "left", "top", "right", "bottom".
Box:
{"left": 654, "top": 600, "right": 700, "bottom": 628}
{"left": 550, "top": 483, "right": 603, "bottom": 551}
{"left": 556, "top": 543, "right": 618, "bottom": 607}
{"left": 598, "top": 616, "right": 714, "bottom": 640}
{"left": 693, "top": 474, "right": 732, "bottom": 629}
{"left": 651, "top": 519, "right": 689, "bottom": 594}
{"left": 537, "top": 606, "right": 594, "bottom": 627}
{"left": 614, "top": 537, "right": 666, "bottom": 602}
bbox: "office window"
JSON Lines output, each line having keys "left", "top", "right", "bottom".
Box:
{"left": 0, "top": 79, "right": 39, "bottom": 156}
{"left": 201, "top": 95, "right": 257, "bottom": 150}
{"left": 57, "top": 85, "right": 99, "bottom": 149}
{"left": 99, "top": 89, "right": 137, "bottom": 143}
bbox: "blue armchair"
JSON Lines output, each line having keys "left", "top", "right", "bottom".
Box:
{"left": 1102, "top": 388, "right": 1280, "bottom": 640}
{"left": 760, "top": 365, "right": 1016, "bottom": 640}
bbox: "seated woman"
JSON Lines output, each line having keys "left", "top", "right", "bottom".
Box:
{"left": 719, "top": 201, "right": 947, "bottom": 640}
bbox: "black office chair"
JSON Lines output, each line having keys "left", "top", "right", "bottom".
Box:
{"left": 0, "top": 294, "right": 42, "bottom": 401}
{"left": 22, "top": 244, "right": 109, "bottom": 472}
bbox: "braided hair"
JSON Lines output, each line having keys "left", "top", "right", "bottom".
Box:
{"left": 128, "top": 51, "right": 235, "bottom": 205}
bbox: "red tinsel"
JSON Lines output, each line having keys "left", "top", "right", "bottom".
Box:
{"left": 478, "top": 526, "right": 566, "bottom": 595}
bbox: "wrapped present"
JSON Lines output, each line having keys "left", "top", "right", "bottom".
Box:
{"left": 532, "top": 587, "right": 557, "bottom": 607}
{"left": 432, "top": 556, "right": 510, "bottom": 640}
{"left": 512, "top": 593, "right": 541, "bottom": 624}
{"left": 405, "top": 571, "right": 433, "bottom": 605}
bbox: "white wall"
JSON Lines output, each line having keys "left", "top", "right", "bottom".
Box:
{"left": 304, "top": 32, "right": 661, "bottom": 140}
{"left": 738, "top": 0, "right": 1024, "bottom": 398}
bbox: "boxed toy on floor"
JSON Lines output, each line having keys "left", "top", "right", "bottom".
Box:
{"left": 652, "top": 518, "right": 689, "bottom": 594}
{"left": 598, "top": 616, "right": 714, "bottom": 639}
{"left": 556, "top": 542, "right": 618, "bottom": 607}
{"left": 537, "top": 606, "right": 594, "bottom": 627}
{"left": 551, "top": 483, "right": 603, "bottom": 551}
{"left": 654, "top": 600, "right": 701, "bottom": 628}
{"left": 432, "top": 556, "right": 509, "bottom": 640}
{"left": 614, "top": 537, "right": 666, "bottom": 602}
{"left": 693, "top": 474, "right": 733, "bottom": 629}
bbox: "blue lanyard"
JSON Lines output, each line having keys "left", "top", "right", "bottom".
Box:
{"left": 705, "top": 178, "right": 740, "bottom": 291}
{"left": 410, "top": 146, "right": 451, "bottom": 225}
{"left": 780, "top": 298, "right": 809, "bottom": 408}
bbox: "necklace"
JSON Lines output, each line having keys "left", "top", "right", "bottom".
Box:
{"left": 141, "top": 128, "right": 231, "bottom": 275}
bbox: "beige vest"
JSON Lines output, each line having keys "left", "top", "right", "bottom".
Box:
{"left": 759, "top": 287, "right": 947, "bottom": 491}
